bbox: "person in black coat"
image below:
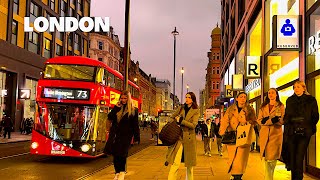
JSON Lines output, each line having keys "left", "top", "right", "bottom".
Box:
{"left": 3, "top": 116, "right": 13, "bottom": 139}
{"left": 283, "top": 81, "right": 319, "bottom": 180}
{"left": 201, "top": 119, "right": 215, "bottom": 156}
{"left": 104, "top": 90, "right": 140, "bottom": 180}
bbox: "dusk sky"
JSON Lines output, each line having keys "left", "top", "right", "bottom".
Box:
{"left": 91, "top": 0, "right": 221, "bottom": 102}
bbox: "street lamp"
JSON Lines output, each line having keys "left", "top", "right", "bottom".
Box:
{"left": 172, "top": 27, "right": 179, "bottom": 109}
{"left": 134, "top": 77, "right": 138, "bottom": 83}
{"left": 180, "top": 67, "right": 184, "bottom": 104}
{"left": 186, "top": 84, "right": 189, "bottom": 93}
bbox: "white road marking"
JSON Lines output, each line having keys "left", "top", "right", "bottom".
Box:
{"left": 0, "top": 152, "right": 30, "bottom": 160}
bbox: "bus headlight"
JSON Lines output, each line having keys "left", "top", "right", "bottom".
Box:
{"left": 81, "top": 144, "right": 91, "bottom": 152}
{"left": 31, "top": 142, "right": 39, "bottom": 149}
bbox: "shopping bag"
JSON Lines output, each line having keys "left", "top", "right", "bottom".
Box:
{"left": 221, "top": 130, "right": 236, "bottom": 144}
{"left": 236, "top": 123, "right": 252, "bottom": 147}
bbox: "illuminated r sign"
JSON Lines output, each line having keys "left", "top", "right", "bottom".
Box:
{"left": 308, "top": 30, "right": 320, "bottom": 55}
{"left": 225, "top": 85, "right": 233, "bottom": 98}
{"left": 19, "top": 89, "right": 31, "bottom": 99}
{"left": 246, "top": 56, "right": 261, "bottom": 78}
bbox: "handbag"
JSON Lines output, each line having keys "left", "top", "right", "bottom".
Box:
{"left": 159, "top": 120, "right": 182, "bottom": 146}
{"left": 236, "top": 123, "right": 252, "bottom": 147}
{"left": 221, "top": 130, "right": 236, "bottom": 144}
{"left": 159, "top": 106, "right": 183, "bottom": 146}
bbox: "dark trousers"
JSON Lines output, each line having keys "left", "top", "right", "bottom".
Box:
{"left": 3, "top": 127, "right": 11, "bottom": 139}
{"left": 287, "top": 134, "right": 311, "bottom": 180}
{"left": 113, "top": 155, "right": 127, "bottom": 173}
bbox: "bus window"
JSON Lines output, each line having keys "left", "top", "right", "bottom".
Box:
{"left": 96, "top": 68, "right": 105, "bottom": 85}
{"left": 44, "top": 64, "right": 95, "bottom": 81}
{"left": 103, "top": 69, "right": 108, "bottom": 85}
{"left": 115, "top": 76, "right": 122, "bottom": 91}
{"left": 108, "top": 73, "right": 115, "bottom": 88}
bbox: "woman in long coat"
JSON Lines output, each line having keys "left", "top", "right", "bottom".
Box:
{"left": 105, "top": 90, "right": 140, "bottom": 180}
{"left": 166, "top": 92, "right": 200, "bottom": 180}
{"left": 283, "top": 81, "right": 319, "bottom": 180}
{"left": 219, "top": 92, "right": 256, "bottom": 180}
{"left": 257, "top": 88, "right": 285, "bottom": 180}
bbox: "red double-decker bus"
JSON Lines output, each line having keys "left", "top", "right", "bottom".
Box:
{"left": 30, "top": 56, "right": 141, "bottom": 158}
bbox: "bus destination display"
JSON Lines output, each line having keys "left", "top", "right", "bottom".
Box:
{"left": 43, "top": 88, "right": 90, "bottom": 100}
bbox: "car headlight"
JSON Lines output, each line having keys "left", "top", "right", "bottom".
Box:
{"left": 31, "top": 142, "right": 39, "bottom": 149}
{"left": 80, "top": 144, "right": 91, "bottom": 152}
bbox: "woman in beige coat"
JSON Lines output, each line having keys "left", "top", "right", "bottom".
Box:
{"left": 166, "top": 92, "right": 200, "bottom": 180}
{"left": 257, "top": 88, "right": 285, "bottom": 180}
{"left": 219, "top": 92, "right": 256, "bottom": 180}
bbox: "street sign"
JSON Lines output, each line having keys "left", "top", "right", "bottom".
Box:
{"left": 19, "top": 89, "right": 31, "bottom": 99}
{"left": 225, "top": 85, "right": 233, "bottom": 98}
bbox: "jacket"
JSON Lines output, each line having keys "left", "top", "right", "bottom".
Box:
{"left": 105, "top": 105, "right": 140, "bottom": 157}
{"left": 257, "top": 102, "right": 285, "bottom": 160}
{"left": 284, "top": 94, "right": 319, "bottom": 137}
{"left": 219, "top": 103, "right": 256, "bottom": 174}
{"left": 166, "top": 104, "right": 200, "bottom": 168}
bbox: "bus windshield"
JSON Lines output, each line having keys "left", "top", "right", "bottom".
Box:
{"left": 43, "top": 64, "right": 96, "bottom": 81}
{"left": 41, "top": 104, "right": 96, "bottom": 141}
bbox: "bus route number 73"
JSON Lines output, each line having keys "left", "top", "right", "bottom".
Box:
{"left": 76, "top": 90, "right": 89, "bottom": 99}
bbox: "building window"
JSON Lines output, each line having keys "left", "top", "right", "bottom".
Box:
{"left": 28, "top": 32, "right": 39, "bottom": 54}
{"left": 98, "top": 57, "right": 103, "bottom": 61}
{"left": 212, "top": 82, "right": 215, "bottom": 89}
{"left": 216, "top": 67, "right": 220, "bottom": 74}
{"left": 68, "top": 33, "right": 73, "bottom": 47}
{"left": 216, "top": 82, "right": 219, "bottom": 89}
{"left": 98, "top": 41, "right": 103, "bottom": 50}
{"left": 67, "top": 50, "right": 72, "bottom": 55}
{"left": 212, "top": 67, "right": 215, "bottom": 74}
{"left": 56, "top": 31, "right": 63, "bottom": 41}
{"left": 13, "top": 0, "right": 19, "bottom": 14}
{"left": 77, "top": 0, "right": 83, "bottom": 12}
{"left": 56, "top": 44, "right": 63, "bottom": 56}
{"left": 108, "top": 57, "right": 113, "bottom": 67}
{"left": 11, "top": 21, "right": 18, "bottom": 45}
{"left": 60, "top": 0, "right": 67, "bottom": 16}
{"left": 30, "top": 2, "right": 39, "bottom": 23}
{"left": 74, "top": 34, "right": 80, "bottom": 51}
{"left": 69, "top": 7, "right": 74, "bottom": 16}
{"left": 45, "top": 12, "right": 52, "bottom": 34}
{"left": 43, "top": 38, "right": 51, "bottom": 58}
{"left": 70, "top": 0, "right": 75, "bottom": 6}
{"left": 213, "top": 53, "right": 216, "bottom": 60}
{"left": 109, "top": 46, "right": 113, "bottom": 55}
{"left": 50, "top": 0, "right": 55, "bottom": 11}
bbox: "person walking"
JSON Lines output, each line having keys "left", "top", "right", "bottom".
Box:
{"left": 3, "top": 116, "right": 13, "bottom": 139}
{"left": 213, "top": 118, "right": 223, "bottom": 156}
{"left": 283, "top": 81, "right": 319, "bottom": 180}
{"left": 201, "top": 119, "right": 214, "bottom": 157}
{"left": 104, "top": 90, "right": 140, "bottom": 180}
{"left": 257, "top": 88, "right": 285, "bottom": 180}
{"left": 166, "top": 92, "right": 200, "bottom": 180}
{"left": 219, "top": 92, "right": 256, "bottom": 180}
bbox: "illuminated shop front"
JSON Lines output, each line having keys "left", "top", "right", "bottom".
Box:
{"left": 264, "top": 0, "right": 300, "bottom": 100}
{"left": 306, "top": 1, "right": 320, "bottom": 176}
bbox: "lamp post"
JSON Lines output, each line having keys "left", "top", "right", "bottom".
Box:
{"left": 180, "top": 67, "right": 184, "bottom": 103}
{"left": 171, "top": 27, "right": 179, "bottom": 109}
{"left": 123, "top": 0, "right": 130, "bottom": 90}
{"left": 186, "top": 84, "right": 189, "bottom": 93}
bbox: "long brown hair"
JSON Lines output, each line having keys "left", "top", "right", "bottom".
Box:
{"left": 260, "top": 88, "right": 283, "bottom": 109}
{"left": 186, "top": 92, "right": 198, "bottom": 109}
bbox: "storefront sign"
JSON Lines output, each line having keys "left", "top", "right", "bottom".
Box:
{"left": 308, "top": 30, "right": 320, "bottom": 55}
{"left": 232, "top": 74, "right": 244, "bottom": 90}
{"left": 43, "top": 88, "right": 90, "bottom": 100}
{"left": 245, "top": 79, "right": 261, "bottom": 93}
{"left": 273, "top": 15, "right": 301, "bottom": 51}
{"left": 246, "top": 56, "right": 261, "bottom": 78}
{"left": 225, "top": 85, "right": 233, "bottom": 98}
{"left": 19, "top": 89, "right": 31, "bottom": 99}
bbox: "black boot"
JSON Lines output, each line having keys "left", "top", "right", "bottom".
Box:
{"left": 233, "top": 174, "right": 243, "bottom": 180}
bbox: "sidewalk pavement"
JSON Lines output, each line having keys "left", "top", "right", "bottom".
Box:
{"left": 86, "top": 135, "right": 318, "bottom": 180}
{"left": 0, "top": 132, "right": 31, "bottom": 144}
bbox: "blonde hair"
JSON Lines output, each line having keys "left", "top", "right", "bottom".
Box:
{"left": 121, "top": 90, "right": 135, "bottom": 116}
{"left": 293, "top": 81, "right": 310, "bottom": 95}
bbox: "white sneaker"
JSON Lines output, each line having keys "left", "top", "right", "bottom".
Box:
{"left": 208, "top": 153, "right": 212, "bottom": 157}
{"left": 204, "top": 152, "right": 208, "bottom": 156}
{"left": 118, "top": 172, "right": 125, "bottom": 180}
{"left": 113, "top": 173, "right": 119, "bottom": 180}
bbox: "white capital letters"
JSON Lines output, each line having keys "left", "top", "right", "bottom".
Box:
{"left": 65, "top": 17, "right": 78, "bottom": 32}
{"left": 34, "top": 17, "right": 49, "bottom": 32}
{"left": 24, "top": 17, "right": 33, "bottom": 32}
{"left": 79, "top": 17, "right": 94, "bottom": 32}
{"left": 94, "top": 17, "right": 110, "bottom": 32}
